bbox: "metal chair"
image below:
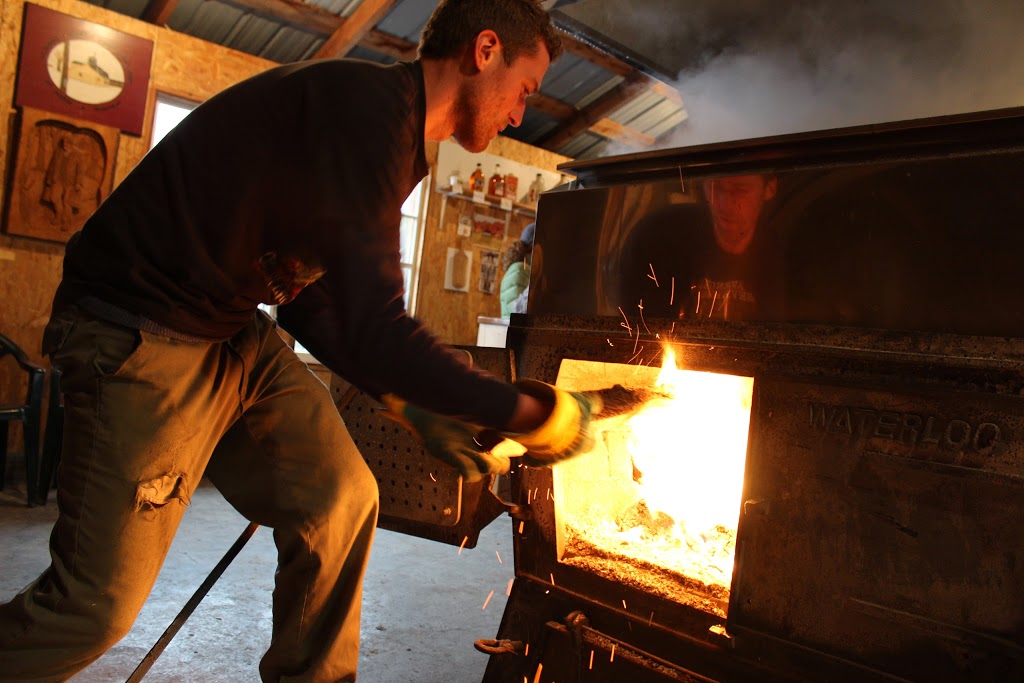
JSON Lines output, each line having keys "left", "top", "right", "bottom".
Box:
{"left": 0, "top": 333, "right": 45, "bottom": 506}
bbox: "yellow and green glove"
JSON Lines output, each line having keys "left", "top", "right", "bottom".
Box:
{"left": 499, "top": 379, "right": 598, "bottom": 467}
{"left": 381, "top": 395, "right": 509, "bottom": 482}
{"left": 381, "top": 380, "right": 598, "bottom": 482}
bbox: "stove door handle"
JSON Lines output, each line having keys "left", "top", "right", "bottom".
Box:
{"left": 474, "top": 638, "right": 525, "bottom": 655}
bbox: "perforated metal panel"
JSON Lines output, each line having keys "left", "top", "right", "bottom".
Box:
{"left": 330, "top": 346, "right": 516, "bottom": 540}
{"left": 336, "top": 387, "right": 463, "bottom": 527}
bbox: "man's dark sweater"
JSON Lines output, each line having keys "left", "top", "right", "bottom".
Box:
{"left": 53, "top": 59, "right": 518, "bottom": 428}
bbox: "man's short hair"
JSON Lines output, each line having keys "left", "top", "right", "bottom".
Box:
{"left": 418, "top": 0, "right": 563, "bottom": 65}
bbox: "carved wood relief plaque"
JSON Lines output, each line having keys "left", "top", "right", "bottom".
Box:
{"left": 5, "top": 107, "right": 118, "bottom": 243}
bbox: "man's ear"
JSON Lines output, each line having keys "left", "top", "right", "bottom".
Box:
{"left": 473, "top": 29, "right": 502, "bottom": 72}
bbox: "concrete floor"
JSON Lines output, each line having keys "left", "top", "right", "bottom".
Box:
{"left": 0, "top": 477, "right": 514, "bottom": 682}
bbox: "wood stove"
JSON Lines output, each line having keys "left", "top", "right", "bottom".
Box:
{"left": 338, "top": 108, "right": 1024, "bottom": 683}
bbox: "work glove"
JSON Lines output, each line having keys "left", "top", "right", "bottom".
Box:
{"left": 498, "top": 379, "right": 599, "bottom": 467}
{"left": 380, "top": 395, "right": 510, "bottom": 482}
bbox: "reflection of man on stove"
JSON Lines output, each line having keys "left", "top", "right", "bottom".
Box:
{"left": 695, "top": 174, "right": 777, "bottom": 319}
{"left": 619, "top": 173, "right": 778, "bottom": 321}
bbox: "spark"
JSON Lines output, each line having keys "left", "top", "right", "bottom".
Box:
{"left": 638, "top": 300, "right": 650, "bottom": 335}
{"left": 606, "top": 338, "right": 614, "bottom": 346}
{"left": 496, "top": 550, "right": 503, "bottom": 564}
{"left": 482, "top": 590, "right": 494, "bottom": 610}
{"left": 670, "top": 277, "right": 675, "bottom": 306}
{"left": 610, "top": 644, "right": 616, "bottom": 662}
{"left": 709, "top": 291, "right": 718, "bottom": 318}
{"left": 632, "top": 327, "right": 640, "bottom": 355}
{"left": 589, "top": 650, "right": 594, "bottom": 670}
{"left": 550, "top": 572, "right": 556, "bottom": 586}
{"left": 617, "top": 307, "right": 632, "bottom": 336}
{"left": 518, "top": 520, "right": 525, "bottom": 534}
{"left": 506, "top": 578, "right": 514, "bottom": 596}
{"left": 649, "top": 612, "right": 655, "bottom": 626}
{"left": 678, "top": 165, "right": 685, "bottom": 193}
{"left": 525, "top": 643, "right": 530, "bottom": 656}
{"left": 626, "top": 346, "right": 644, "bottom": 365}
{"left": 696, "top": 290, "right": 701, "bottom": 315}
{"left": 532, "top": 663, "right": 543, "bottom": 683}
{"left": 429, "top": 472, "right": 436, "bottom": 482}
{"left": 622, "top": 599, "right": 628, "bottom": 610}
{"left": 646, "top": 263, "right": 659, "bottom": 287}
{"left": 458, "top": 536, "right": 468, "bottom": 555}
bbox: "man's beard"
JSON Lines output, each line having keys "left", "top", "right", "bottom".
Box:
{"left": 451, "top": 82, "right": 493, "bottom": 153}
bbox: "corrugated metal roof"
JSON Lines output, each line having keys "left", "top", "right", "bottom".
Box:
{"left": 79, "top": 0, "right": 687, "bottom": 159}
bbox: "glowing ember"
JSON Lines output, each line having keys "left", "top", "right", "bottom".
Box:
{"left": 554, "top": 351, "right": 753, "bottom": 614}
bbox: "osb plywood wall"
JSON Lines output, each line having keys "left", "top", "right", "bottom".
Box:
{"left": 415, "top": 136, "right": 570, "bottom": 345}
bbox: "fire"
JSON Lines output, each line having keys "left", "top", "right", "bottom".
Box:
{"left": 623, "top": 348, "right": 752, "bottom": 586}
{"left": 555, "top": 350, "right": 753, "bottom": 612}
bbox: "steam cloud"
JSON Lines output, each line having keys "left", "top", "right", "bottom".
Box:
{"left": 649, "top": 0, "right": 1024, "bottom": 148}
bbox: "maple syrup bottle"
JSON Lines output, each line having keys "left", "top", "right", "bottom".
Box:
{"left": 469, "top": 163, "right": 485, "bottom": 193}
{"left": 488, "top": 164, "right": 505, "bottom": 197}
{"left": 504, "top": 172, "right": 519, "bottom": 200}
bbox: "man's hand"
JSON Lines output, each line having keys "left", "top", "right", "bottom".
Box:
{"left": 500, "top": 379, "right": 598, "bottom": 467}
{"left": 380, "top": 395, "right": 510, "bottom": 482}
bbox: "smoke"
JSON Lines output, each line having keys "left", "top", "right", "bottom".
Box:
{"left": 635, "top": 0, "right": 1024, "bottom": 148}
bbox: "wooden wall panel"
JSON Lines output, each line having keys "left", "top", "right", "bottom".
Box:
{"left": 414, "top": 136, "right": 570, "bottom": 346}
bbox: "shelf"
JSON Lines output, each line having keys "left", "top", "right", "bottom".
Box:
{"left": 437, "top": 188, "right": 537, "bottom": 217}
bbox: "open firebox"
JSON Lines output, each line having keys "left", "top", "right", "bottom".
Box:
{"left": 333, "top": 107, "right": 1024, "bottom": 683}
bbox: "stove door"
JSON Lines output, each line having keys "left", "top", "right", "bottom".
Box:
{"left": 330, "top": 345, "right": 512, "bottom": 548}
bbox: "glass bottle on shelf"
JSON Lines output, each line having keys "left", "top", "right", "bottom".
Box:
{"left": 504, "top": 172, "right": 519, "bottom": 201}
{"left": 488, "top": 164, "right": 505, "bottom": 198}
{"left": 469, "top": 163, "right": 485, "bottom": 193}
{"left": 526, "top": 173, "right": 545, "bottom": 205}
{"left": 448, "top": 168, "right": 463, "bottom": 193}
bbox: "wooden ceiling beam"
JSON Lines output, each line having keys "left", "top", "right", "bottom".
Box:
{"left": 527, "top": 91, "right": 576, "bottom": 120}
{"left": 361, "top": 27, "right": 418, "bottom": 61}
{"left": 539, "top": 74, "right": 652, "bottom": 151}
{"left": 216, "top": 0, "right": 340, "bottom": 35}
{"left": 314, "top": 0, "right": 399, "bottom": 59}
{"left": 589, "top": 117, "right": 655, "bottom": 148}
{"left": 142, "top": 0, "right": 181, "bottom": 27}
{"left": 555, "top": 28, "right": 683, "bottom": 106}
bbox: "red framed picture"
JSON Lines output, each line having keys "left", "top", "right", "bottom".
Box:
{"left": 14, "top": 3, "right": 154, "bottom": 136}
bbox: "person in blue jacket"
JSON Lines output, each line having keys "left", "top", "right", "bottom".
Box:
{"left": 500, "top": 221, "right": 535, "bottom": 316}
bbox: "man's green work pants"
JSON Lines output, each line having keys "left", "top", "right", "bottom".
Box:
{"left": 0, "top": 308, "right": 379, "bottom": 682}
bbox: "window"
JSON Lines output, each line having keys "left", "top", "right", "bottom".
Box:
{"left": 399, "top": 179, "right": 428, "bottom": 317}
{"left": 150, "top": 94, "right": 196, "bottom": 148}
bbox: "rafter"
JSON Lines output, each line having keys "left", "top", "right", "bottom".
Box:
{"left": 143, "top": 0, "right": 180, "bottom": 27}
{"left": 314, "top": 0, "right": 399, "bottom": 59}
{"left": 539, "top": 74, "right": 652, "bottom": 151}
{"left": 556, "top": 29, "right": 683, "bottom": 106}
{"left": 216, "top": 0, "right": 340, "bottom": 34}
